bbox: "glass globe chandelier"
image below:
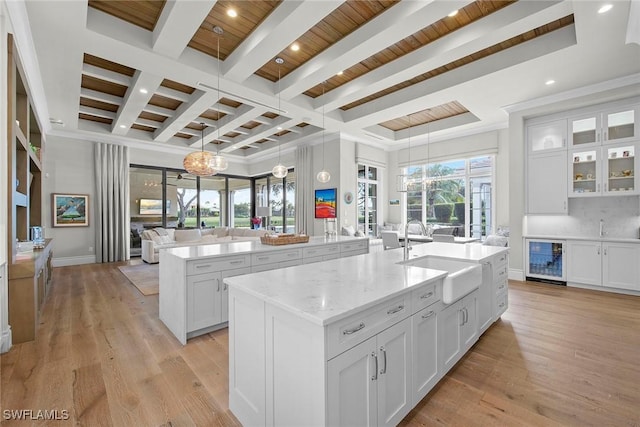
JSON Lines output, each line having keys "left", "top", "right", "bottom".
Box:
{"left": 272, "top": 57, "right": 288, "bottom": 179}
{"left": 316, "top": 80, "right": 331, "bottom": 183}
{"left": 183, "top": 123, "right": 216, "bottom": 176}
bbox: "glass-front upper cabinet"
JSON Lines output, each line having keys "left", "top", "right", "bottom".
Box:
{"left": 604, "top": 107, "right": 637, "bottom": 143}
{"left": 569, "top": 114, "right": 601, "bottom": 147}
{"left": 604, "top": 144, "right": 636, "bottom": 194}
{"left": 527, "top": 119, "right": 567, "bottom": 153}
{"left": 570, "top": 150, "right": 598, "bottom": 196}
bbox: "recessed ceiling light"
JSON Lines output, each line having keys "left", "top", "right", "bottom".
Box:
{"left": 337, "top": 71, "right": 343, "bottom": 76}
{"left": 277, "top": 126, "right": 283, "bottom": 130}
{"left": 545, "top": 79, "right": 556, "bottom": 85}
{"left": 448, "top": 10, "right": 458, "bottom": 17}
{"left": 227, "top": 8, "right": 237, "bottom": 17}
{"left": 139, "top": 88, "right": 148, "bottom": 94}
{"left": 290, "top": 42, "right": 300, "bottom": 52}
{"left": 119, "top": 124, "right": 127, "bottom": 128}
{"left": 598, "top": 4, "right": 613, "bottom": 13}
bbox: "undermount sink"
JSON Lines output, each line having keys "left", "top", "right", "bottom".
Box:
{"left": 401, "top": 256, "right": 482, "bottom": 304}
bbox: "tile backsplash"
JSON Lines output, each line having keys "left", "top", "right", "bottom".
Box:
{"left": 525, "top": 196, "right": 640, "bottom": 239}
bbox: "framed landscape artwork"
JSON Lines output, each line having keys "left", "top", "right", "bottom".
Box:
{"left": 52, "top": 193, "right": 89, "bottom": 227}
{"left": 315, "top": 188, "right": 337, "bottom": 219}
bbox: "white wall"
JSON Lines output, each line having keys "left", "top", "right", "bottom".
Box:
{"left": 44, "top": 136, "right": 96, "bottom": 266}
{"left": 312, "top": 134, "right": 341, "bottom": 235}
{"left": 1, "top": 1, "right": 11, "bottom": 353}
{"left": 339, "top": 138, "right": 357, "bottom": 230}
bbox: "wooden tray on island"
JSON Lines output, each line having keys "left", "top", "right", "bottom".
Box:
{"left": 260, "top": 234, "right": 310, "bottom": 245}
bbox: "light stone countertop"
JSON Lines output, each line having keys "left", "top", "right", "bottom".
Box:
{"left": 523, "top": 234, "right": 640, "bottom": 243}
{"left": 162, "top": 235, "right": 368, "bottom": 260}
{"left": 225, "top": 242, "right": 508, "bottom": 326}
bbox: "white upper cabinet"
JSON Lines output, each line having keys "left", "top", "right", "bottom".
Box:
{"left": 569, "top": 105, "right": 638, "bottom": 147}
{"left": 527, "top": 119, "right": 567, "bottom": 153}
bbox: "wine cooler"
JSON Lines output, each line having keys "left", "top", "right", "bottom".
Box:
{"left": 525, "top": 239, "right": 566, "bottom": 283}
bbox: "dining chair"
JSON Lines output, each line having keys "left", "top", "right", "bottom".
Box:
{"left": 381, "top": 231, "right": 402, "bottom": 250}
{"left": 432, "top": 234, "right": 455, "bottom": 243}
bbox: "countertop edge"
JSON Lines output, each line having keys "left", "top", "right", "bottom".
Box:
{"left": 524, "top": 234, "right": 640, "bottom": 243}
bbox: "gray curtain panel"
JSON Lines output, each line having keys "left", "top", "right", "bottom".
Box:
{"left": 95, "top": 143, "right": 130, "bottom": 262}
{"left": 295, "top": 145, "right": 312, "bottom": 234}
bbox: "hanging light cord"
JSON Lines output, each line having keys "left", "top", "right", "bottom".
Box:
{"left": 216, "top": 28, "right": 221, "bottom": 147}
{"left": 322, "top": 81, "right": 326, "bottom": 170}
{"left": 278, "top": 60, "right": 282, "bottom": 163}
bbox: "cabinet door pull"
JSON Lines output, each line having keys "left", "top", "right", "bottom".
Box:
{"left": 223, "top": 282, "right": 228, "bottom": 291}
{"left": 498, "top": 284, "right": 505, "bottom": 290}
{"left": 421, "top": 310, "right": 435, "bottom": 319}
{"left": 257, "top": 256, "right": 268, "bottom": 261}
{"left": 464, "top": 308, "right": 468, "bottom": 325}
{"left": 387, "top": 305, "right": 405, "bottom": 315}
{"left": 380, "top": 347, "right": 387, "bottom": 375}
{"left": 420, "top": 291, "right": 434, "bottom": 300}
{"left": 195, "top": 264, "right": 210, "bottom": 269}
{"left": 216, "top": 278, "right": 220, "bottom": 292}
{"left": 343, "top": 322, "right": 365, "bottom": 335}
{"left": 499, "top": 302, "right": 506, "bottom": 309}
{"left": 230, "top": 260, "right": 243, "bottom": 265}
{"left": 460, "top": 310, "right": 465, "bottom": 326}
{"left": 604, "top": 248, "right": 607, "bottom": 256}
{"left": 371, "top": 352, "right": 378, "bottom": 381}
{"left": 597, "top": 247, "right": 600, "bottom": 255}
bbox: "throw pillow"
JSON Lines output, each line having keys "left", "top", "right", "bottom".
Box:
{"left": 153, "top": 227, "right": 168, "bottom": 236}
{"left": 341, "top": 225, "right": 356, "bottom": 236}
{"left": 355, "top": 230, "right": 365, "bottom": 237}
{"left": 159, "top": 235, "right": 173, "bottom": 245}
{"left": 175, "top": 229, "right": 202, "bottom": 242}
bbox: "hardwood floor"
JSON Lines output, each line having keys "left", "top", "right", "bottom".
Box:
{"left": 2, "top": 262, "right": 639, "bottom": 426}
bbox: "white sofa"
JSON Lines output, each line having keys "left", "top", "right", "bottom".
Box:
{"left": 141, "top": 227, "right": 268, "bottom": 263}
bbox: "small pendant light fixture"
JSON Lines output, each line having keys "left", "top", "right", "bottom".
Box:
{"left": 183, "top": 122, "right": 216, "bottom": 176}
{"left": 272, "top": 57, "right": 288, "bottom": 179}
{"left": 210, "top": 25, "right": 228, "bottom": 172}
{"left": 316, "top": 81, "right": 331, "bottom": 183}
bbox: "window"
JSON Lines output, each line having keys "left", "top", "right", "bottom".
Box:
{"left": 357, "top": 164, "right": 379, "bottom": 236}
{"left": 199, "top": 176, "right": 226, "bottom": 227}
{"left": 254, "top": 171, "right": 296, "bottom": 232}
{"left": 403, "top": 156, "right": 494, "bottom": 239}
{"left": 229, "top": 178, "right": 252, "bottom": 228}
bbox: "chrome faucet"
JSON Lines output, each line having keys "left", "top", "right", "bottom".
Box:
{"left": 404, "top": 219, "right": 428, "bottom": 260}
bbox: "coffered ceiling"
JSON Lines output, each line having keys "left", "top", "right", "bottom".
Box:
{"left": 12, "top": 0, "right": 640, "bottom": 163}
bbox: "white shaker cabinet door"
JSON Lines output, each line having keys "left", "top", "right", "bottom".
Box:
{"left": 376, "top": 317, "right": 412, "bottom": 427}
{"left": 186, "top": 272, "right": 222, "bottom": 331}
{"left": 327, "top": 336, "right": 378, "bottom": 427}
{"left": 603, "top": 242, "right": 640, "bottom": 291}
{"left": 412, "top": 306, "right": 440, "bottom": 404}
{"left": 527, "top": 150, "right": 568, "bottom": 214}
{"left": 567, "top": 241, "right": 602, "bottom": 286}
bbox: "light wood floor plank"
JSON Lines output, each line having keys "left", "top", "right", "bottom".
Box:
{"left": 2, "top": 262, "right": 640, "bottom": 426}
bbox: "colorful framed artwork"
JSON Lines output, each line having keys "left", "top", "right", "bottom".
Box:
{"left": 389, "top": 199, "right": 400, "bottom": 206}
{"left": 139, "top": 198, "right": 170, "bottom": 215}
{"left": 315, "top": 188, "right": 337, "bottom": 219}
{"left": 52, "top": 193, "right": 89, "bottom": 227}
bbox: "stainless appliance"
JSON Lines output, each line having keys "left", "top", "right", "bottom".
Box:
{"left": 30, "top": 226, "right": 45, "bottom": 248}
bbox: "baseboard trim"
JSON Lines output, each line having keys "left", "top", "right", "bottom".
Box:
{"left": 1, "top": 327, "right": 12, "bottom": 354}
{"left": 568, "top": 282, "right": 640, "bottom": 297}
{"left": 52, "top": 255, "right": 97, "bottom": 267}
{"left": 509, "top": 269, "right": 525, "bottom": 281}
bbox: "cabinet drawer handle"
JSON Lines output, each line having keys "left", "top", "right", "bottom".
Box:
{"left": 216, "top": 278, "right": 220, "bottom": 292}
{"left": 499, "top": 302, "right": 506, "bottom": 308}
{"left": 195, "top": 264, "right": 211, "bottom": 269}
{"left": 379, "top": 347, "right": 387, "bottom": 375}
{"left": 307, "top": 250, "right": 316, "bottom": 255}
{"left": 499, "top": 270, "right": 506, "bottom": 276}
{"left": 420, "top": 291, "right": 434, "bottom": 300}
{"left": 387, "top": 305, "right": 405, "bottom": 315}
{"left": 499, "top": 256, "right": 506, "bottom": 262}
{"left": 421, "top": 310, "right": 435, "bottom": 319}
{"left": 343, "top": 322, "right": 365, "bottom": 335}
{"left": 371, "top": 352, "right": 378, "bottom": 381}
{"left": 257, "top": 256, "right": 268, "bottom": 261}
{"left": 498, "top": 284, "right": 505, "bottom": 290}
{"left": 230, "top": 260, "right": 243, "bottom": 265}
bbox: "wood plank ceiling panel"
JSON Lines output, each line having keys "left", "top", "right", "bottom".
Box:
{"left": 188, "top": 0, "right": 280, "bottom": 60}
{"left": 79, "top": 113, "right": 112, "bottom": 125}
{"left": 84, "top": 53, "right": 135, "bottom": 76}
{"left": 81, "top": 75, "right": 128, "bottom": 98}
{"left": 80, "top": 98, "right": 119, "bottom": 113}
{"left": 305, "top": 0, "right": 515, "bottom": 98}
{"left": 346, "top": 14, "right": 575, "bottom": 111}
{"left": 379, "top": 101, "right": 469, "bottom": 131}
{"left": 255, "top": 0, "right": 399, "bottom": 82}
{"left": 88, "top": 0, "right": 166, "bottom": 31}
{"left": 147, "top": 94, "right": 182, "bottom": 111}
{"left": 161, "top": 79, "right": 195, "bottom": 94}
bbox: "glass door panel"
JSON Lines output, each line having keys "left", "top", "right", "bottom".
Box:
{"left": 528, "top": 119, "right": 566, "bottom": 152}
{"left": 606, "top": 109, "right": 635, "bottom": 142}
{"left": 527, "top": 240, "right": 565, "bottom": 280}
{"left": 200, "top": 176, "right": 226, "bottom": 227}
{"left": 168, "top": 171, "right": 198, "bottom": 228}
{"left": 229, "top": 178, "right": 252, "bottom": 228}
{"left": 606, "top": 145, "right": 635, "bottom": 193}
{"left": 571, "top": 150, "right": 598, "bottom": 195}
{"left": 570, "top": 115, "right": 598, "bottom": 146}
{"left": 285, "top": 171, "right": 296, "bottom": 233}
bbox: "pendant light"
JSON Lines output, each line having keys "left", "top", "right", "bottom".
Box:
{"left": 210, "top": 25, "right": 228, "bottom": 172}
{"left": 396, "top": 114, "right": 412, "bottom": 191}
{"left": 183, "top": 122, "right": 216, "bottom": 176}
{"left": 272, "top": 57, "right": 288, "bottom": 179}
{"left": 316, "top": 81, "right": 331, "bottom": 183}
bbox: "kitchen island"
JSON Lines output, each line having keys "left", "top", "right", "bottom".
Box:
{"left": 159, "top": 235, "right": 369, "bottom": 344}
{"left": 226, "top": 242, "right": 508, "bottom": 427}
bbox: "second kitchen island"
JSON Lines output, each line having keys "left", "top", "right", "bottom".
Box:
{"left": 226, "top": 242, "right": 508, "bottom": 426}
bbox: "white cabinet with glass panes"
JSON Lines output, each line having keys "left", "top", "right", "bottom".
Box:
{"left": 527, "top": 119, "right": 567, "bottom": 153}
{"left": 569, "top": 143, "right": 637, "bottom": 197}
{"left": 569, "top": 104, "right": 638, "bottom": 147}
{"left": 357, "top": 165, "right": 379, "bottom": 236}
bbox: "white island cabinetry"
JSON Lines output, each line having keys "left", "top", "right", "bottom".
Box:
{"left": 160, "top": 236, "right": 369, "bottom": 345}
{"left": 227, "top": 243, "right": 508, "bottom": 426}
